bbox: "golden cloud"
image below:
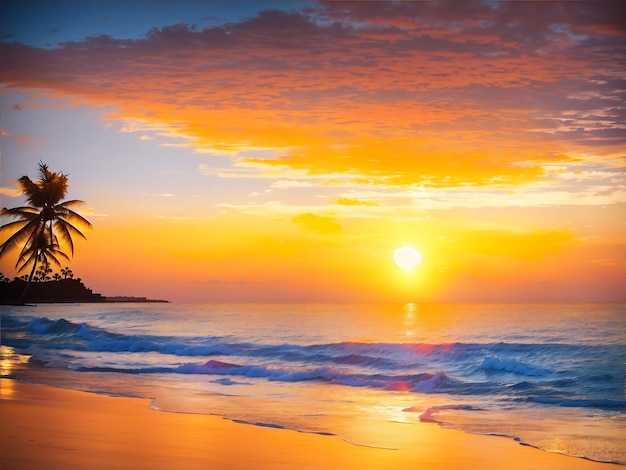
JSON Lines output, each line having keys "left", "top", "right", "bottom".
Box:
{"left": 292, "top": 213, "right": 343, "bottom": 235}
{"left": 1, "top": 3, "right": 623, "bottom": 191}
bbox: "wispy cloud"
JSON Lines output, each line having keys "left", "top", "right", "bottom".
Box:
{"left": 79, "top": 206, "right": 109, "bottom": 217}
{"left": 143, "top": 193, "right": 176, "bottom": 198}
{"left": 0, "top": 186, "right": 22, "bottom": 197}
{"left": 293, "top": 213, "right": 343, "bottom": 235}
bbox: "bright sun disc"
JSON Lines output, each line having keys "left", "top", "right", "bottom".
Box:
{"left": 393, "top": 246, "right": 422, "bottom": 270}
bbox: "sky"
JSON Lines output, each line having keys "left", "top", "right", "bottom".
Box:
{"left": 0, "top": 0, "right": 624, "bottom": 303}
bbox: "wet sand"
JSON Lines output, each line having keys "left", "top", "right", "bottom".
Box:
{"left": 0, "top": 378, "right": 618, "bottom": 470}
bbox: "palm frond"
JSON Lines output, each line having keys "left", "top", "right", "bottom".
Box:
{"left": 0, "top": 218, "right": 42, "bottom": 257}
{"left": 15, "top": 231, "right": 42, "bottom": 273}
{"left": 16, "top": 176, "right": 43, "bottom": 207}
{"left": 15, "top": 224, "right": 43, "bottom": 261}
{"left": 46, "top": 174, "right": 69, "bottom": 205}
{"left": 16, "top": 250, "right": 36, "bottom": 274}
{"left": 1, "top": 218, "right": 34, "bottom": 235}
{"left": 40, "top": 245, "right": 71, "bottom": 268}
{"left": 52, "top": 221, "right": 75, "bottom": 255}
{"left": 38, "top": 162, "right": 69, "bottom": 205}
{"left": 53, "top": 218, "right": 91, "bottom": 255}
{"left": 57, "top": 200, "right": 86, "bottom": 208}
{"left": 55, "top": 205, "right": 93, "bottom": 230}
{"left": 1, "top": 206, "right": 40, "bottom": 220}
{"left": 16, "top": 228, "right": 69, "bottom": 273}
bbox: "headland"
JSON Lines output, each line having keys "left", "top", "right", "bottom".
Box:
{"left": 0, "top": 278, "right": 168, "bottom": 304}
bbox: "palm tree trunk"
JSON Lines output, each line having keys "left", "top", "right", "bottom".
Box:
{"left": 16, "top": 255, "right": 39, "bottom": 304}
{"left": 16, "top": 224, "right": 44, "bottom": 304}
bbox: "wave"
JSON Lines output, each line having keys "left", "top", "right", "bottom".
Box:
{"left": 176, "top": 359, "right": 451, "bottom": 392}
{"left": 67, "top": 358, "right": 451, "bottom": 393}
{"left": 480, "top": 357, "right": 550, "bottom": 376}
{"left": 28, "top": 317, "right": 84, "bottom": 336}
{"left": 3, "top": 314, "right": 624, "bottom": 412}
{"left": 5, "top": 315, "right": 237, "bottom": 356}
{"left": 1, "top": 316, "right": 576, "bottom": 366}
{"left": 528, "top": 397, "right": 626, "bottom": 410}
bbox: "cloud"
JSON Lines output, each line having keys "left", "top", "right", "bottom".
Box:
{"left": 271, "top": 180, "right": 316, "bottom": 189}
{"left": 0, "top": 186, "right": 22, "bottom": 197}
{"left": 0, "top": 2, "right": 624, "bottom": 194}
{"left": 143, "top": 193, "right": 176, "bottom": 198}
{"left": 79, "top": 206, "right": 109, "bottom": 217}
{"left": 335, "top": 197, "right": 378, "bottom": 207}
{"left": 16, "top": 135, "right": 43, "bottom": 149}
{"left": 292, "top": 213, "right": 343, "bottom": 235}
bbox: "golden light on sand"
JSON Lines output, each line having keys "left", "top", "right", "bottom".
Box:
{"left": 393, "top": 247, "right": 423, "bottom": 270}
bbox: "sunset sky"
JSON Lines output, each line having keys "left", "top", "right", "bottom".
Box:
{"left": 1, "top": 1, "right": 624, "bottom": 302}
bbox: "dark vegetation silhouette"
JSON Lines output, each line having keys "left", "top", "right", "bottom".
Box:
{"left": 0, "top": 271, "right": 104, "bottom": 303}
{"left": 0, "top": 162, "right": 92, "bottom": 303}
{"left": 0, "top": 266, "right": 168, "bottom": 303}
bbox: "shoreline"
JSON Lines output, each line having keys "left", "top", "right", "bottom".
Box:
{"left": 0, "top": 278, "right": 169, "bottom": 304}
{"left": 1, "top": 298, "right": 169, "bottom": 305}
{"left": 1, "top": 378, "right": 619, "bottom": 470}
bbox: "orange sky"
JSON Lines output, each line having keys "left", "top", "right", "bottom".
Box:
{"left": 1, "top": 1, "right": 624, "bottom": 302}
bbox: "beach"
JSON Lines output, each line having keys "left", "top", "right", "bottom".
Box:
{"left": 2, "top": 302, "right": 624, "bottom": 468}
{"left": 2, "top": 1, "right": 624, "bottom": 466}
{"left": 1, "top": 378, "right": 618, "bottom": 470}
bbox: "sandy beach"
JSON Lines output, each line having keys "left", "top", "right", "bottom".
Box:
{"left": 1, "top": 378, "right": 618, "bottom": 470}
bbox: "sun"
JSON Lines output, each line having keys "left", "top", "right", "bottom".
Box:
{"left": 393, "top": 246, "right": 422, "bottom": 270}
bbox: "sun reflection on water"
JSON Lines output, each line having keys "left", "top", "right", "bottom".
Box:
{"left": 0, "top": 345, "right": 30, "bottom": 377}
{"left": 403, "top": 302, "right": 417, "bottom": 337}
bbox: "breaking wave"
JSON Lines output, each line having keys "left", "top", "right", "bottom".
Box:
{"left": 2, "top": 314, "right": 624, "bottom": 412}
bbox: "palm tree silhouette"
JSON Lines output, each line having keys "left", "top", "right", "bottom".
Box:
{"left": 61, "top": 266, "right": 74, "bottom": 279}
{"left": 0, "top": 162, "right": 92, "bottom": 303}
{"left": 21, "top": 231, "right": 69, "bottom": 284}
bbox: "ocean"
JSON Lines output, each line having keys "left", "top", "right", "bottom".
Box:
{"left": 1, "top": 302, "right": 624, "bottom": 465}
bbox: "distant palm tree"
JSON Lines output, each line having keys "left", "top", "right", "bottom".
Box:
{"left": 0, "top": 162, "right": 92, "bottom": 303}
{"left": 35, "top": 265, "right": 46, "bottom": 282}
{"left": 61, "top": 266, "right": 73, "bottom": 279}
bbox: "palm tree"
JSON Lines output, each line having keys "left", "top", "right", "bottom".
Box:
{"left": 0, "top": 162, "right": 92, "bottom": 303}
{"left": 19, "top": 230, "right": 69, "bottom": 284}
{"left": 21, "top": 230, "right": 69, "bottom": 276}
{"left": 35, "top": 265, "right": 46, "bottom": 282}
{"left": 61, "top": 266, "right": 73, "bottom": 279}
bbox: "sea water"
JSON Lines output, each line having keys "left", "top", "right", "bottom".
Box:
{"left": 1, "top": 302, "right": 624, "bottom": 464}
